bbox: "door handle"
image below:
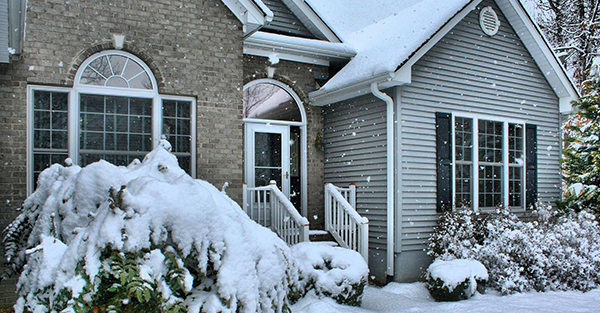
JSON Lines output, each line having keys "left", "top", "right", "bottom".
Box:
{"left": 286, "top": 171, "right": 289, "bottom": 179}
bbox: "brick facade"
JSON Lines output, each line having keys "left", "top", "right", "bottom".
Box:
{"left": 243, "top": 55, "right": 325, "bottom": 230}
{"left": 0, "top": 0, "right": 245, "bottom": 307}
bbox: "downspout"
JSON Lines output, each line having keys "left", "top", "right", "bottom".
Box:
{"left": 370, "top": 82, "right": 394, "bottom": 278}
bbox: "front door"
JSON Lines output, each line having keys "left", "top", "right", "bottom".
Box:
{"left": 245, "top": 123, "right": 290, "bottom": 196}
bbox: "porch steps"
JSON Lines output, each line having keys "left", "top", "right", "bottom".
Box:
{"left": 309, "top": 229, "right": 335, "bottom": 243}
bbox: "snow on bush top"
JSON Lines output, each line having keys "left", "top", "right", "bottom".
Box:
{"left": 7, "top": 141, "right": 296, "bottom": 312}
{"left": 427, "top": 259, "right": 488, "bottom": 292}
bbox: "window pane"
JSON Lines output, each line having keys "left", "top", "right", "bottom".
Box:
{"left": 509, "top": 166, "right": 523, "bottom": 207}
{"left": 479, "top": 120, "right": 503, "bottom": 163}
{"left": 509, "top": 123, "right": 524, "bottom": 164}
{"left": 455, "top": 163, "right": 472, "bottom": 208}
{"left": 33, "top": 153, "right": 69, "bottom": 189}
{"left": 80, "top": 94, "right": 152, "bottom": 166}
{"left": 162, "top": 100, "right": 192, "bottom": 154}
{"left": 479, "top": 165, "right": 503, "bottom": 208}
{"left": 33, "top": 90, "right": 68, "bottom": 150}
{"left": 455, "top": 117, "right": 473, "bottom": 161}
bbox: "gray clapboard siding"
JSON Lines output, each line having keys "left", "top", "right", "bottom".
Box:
{"left": 323, "top": 93, "right": 388, "bottom": 277}
{"left": 0, "top": 0, "right": 8, "bottom": 63}
{"left": 398, "top": 0, "right": 561, "bottom": 254}
{"left": 262, "top": 0, "right": 316, "bottom": 39}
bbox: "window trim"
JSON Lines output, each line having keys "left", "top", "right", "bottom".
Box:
{"left": 451, "top": 112, "right": 526, "bottom": 211}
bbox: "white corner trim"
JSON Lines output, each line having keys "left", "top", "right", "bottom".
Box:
{"left": 560, "top": 96, "right": 574, "bottom": 113}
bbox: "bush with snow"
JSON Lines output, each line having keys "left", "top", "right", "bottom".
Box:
{"left": 428, "top": 204, "right": 600, "bottom": 294}
{"left": 2, "top": 142, "right": 298, "bottom": 313}
{"left": 290, "top": 242, "right": 368, "bottom": 306}
{"left": 426, "top": 259, "right": 488, "bottom": 301}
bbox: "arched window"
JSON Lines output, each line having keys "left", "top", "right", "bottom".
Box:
{"left": 243, "top": 81, "right": 303, "bottom": 122}
{"left": 28, "top": 51, "right": 196, "bottom": 193}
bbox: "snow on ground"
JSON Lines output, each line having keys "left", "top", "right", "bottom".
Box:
{"left": 292, "top": 282, "right": 600, "bottom": 313}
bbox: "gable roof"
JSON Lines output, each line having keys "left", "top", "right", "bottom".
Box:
{"left": 307, "top": 0, "right": 579, "bottom": 113}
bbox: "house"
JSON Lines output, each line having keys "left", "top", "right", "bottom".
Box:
{"left": 0, "top": 0, "right": 577, "bottom": 306}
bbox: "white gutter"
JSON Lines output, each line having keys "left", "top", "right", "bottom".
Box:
{"left": 370, "top": 82, "right": 394, "bottom": 278}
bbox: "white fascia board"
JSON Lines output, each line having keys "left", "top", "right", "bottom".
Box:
{"left": 281, "top": 0, "right": 341, "bottom": 43}
{"left": 497, "top": 0, "right": 579, "bottom": 113}
{"left": 221, "top": 0, "right": 272, "bottom": 36}
{"left": 244, "top": 32, "right": 354, "bottom": 66}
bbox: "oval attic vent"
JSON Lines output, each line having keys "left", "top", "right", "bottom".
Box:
{"left": 480, "top": 6, "right": 500, "bottom": 36}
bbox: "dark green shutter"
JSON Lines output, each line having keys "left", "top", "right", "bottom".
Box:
{"left": 436, "top": 112, "right": 452, "bottom": 212}
{"left": 526, "top": 124, "right": 538, "bottom": 209}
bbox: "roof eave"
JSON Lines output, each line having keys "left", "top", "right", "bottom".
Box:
{"left": 244, "top": 32, "right": 355, "bottom": 66}
{"left": 309, "top": 70, "right": 411, "bottom": 106}
{"left": 221, "top": 0, "right": 273, "bottom": 37}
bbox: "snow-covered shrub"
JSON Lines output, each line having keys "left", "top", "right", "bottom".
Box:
{"left": 428, "top": 204, "right": 600, "bottom": 294}
{"left": 290, "top": 242, "right": 368, "bottom": 306}
{"left": 426, "top": 259, "right": 488, "bottom": 301}
{"left": 3, "top": 142, "right": 298, "bottom": 313}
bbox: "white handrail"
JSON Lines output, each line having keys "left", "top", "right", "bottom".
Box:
{"left": 243, "top": 181, "right": 309, "bottom": 245}
{"left": 324, "top": 183, "right": 369, "bottom": 262}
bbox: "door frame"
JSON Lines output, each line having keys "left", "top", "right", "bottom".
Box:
{"left": 242, "top": 79, "right": 307, "bottom": 217}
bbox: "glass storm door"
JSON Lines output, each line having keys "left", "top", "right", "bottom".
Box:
{"left": 245, "top": 123, "right": 290, "bottom": 196}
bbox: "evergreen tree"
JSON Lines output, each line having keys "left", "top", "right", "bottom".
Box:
{"left": 562, "top": 67, "right": 600, "bottom": 216}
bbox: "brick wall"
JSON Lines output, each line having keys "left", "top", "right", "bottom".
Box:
{"left": 0, "top": 0, "right": 244, "bottom": 307}
{"left": 243, "top": 55, "right": 325, "bottom": 230}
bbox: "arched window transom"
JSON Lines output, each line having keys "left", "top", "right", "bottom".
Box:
{"left": 243, "top": 82, "right": 302, "bottom": 122}
{"left": 79, "top": 53, "right": 153, "bottom": 90}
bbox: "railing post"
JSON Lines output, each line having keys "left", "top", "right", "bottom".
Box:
{"left": 301, "top": 223, "right": 310, "bottom": 242}
{"left": 349, "top": 184, "right": 356, "bottom": 210}
{"left": 324, "top": 183, "right": 330, "bottom": 232}
{"left": 242, "top": 183, "right": 248, "bottom": 214}
{"left": 361, "top": 222, "right": 369, "bottom": 263}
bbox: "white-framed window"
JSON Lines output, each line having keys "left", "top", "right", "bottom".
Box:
{"left": 27, "top": 51, "right": 196, "bottom": 193}
{"left": 452, "top": 115, "right": 525, "bottom": 211}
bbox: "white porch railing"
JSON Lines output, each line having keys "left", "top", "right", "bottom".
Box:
{"left": 324, "top": 183, "right": 369, "bottom": 262}
{"left": 243, "top": 181, "right": 310, "bottom": 245}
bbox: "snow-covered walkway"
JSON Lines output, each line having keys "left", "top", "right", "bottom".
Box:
{"left": 291, "top": 282, "right": 600, "bottom": 313}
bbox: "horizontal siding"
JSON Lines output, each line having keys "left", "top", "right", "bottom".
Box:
{"left": 323, "top": 94, "right": 388, "bottom": 277}
{"left": 0, "top": 0, "right": 8, "bottom": 63}
{"left": 399, "top": 0, "right": 562, "bottom": 253}
{"left": 262, "top": 0, "right": 316, "bottom": 39}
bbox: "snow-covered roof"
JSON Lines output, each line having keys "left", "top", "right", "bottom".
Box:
{"left": 304, "top": 0, "right": 578, "bottom": 112}
{"left": 306, "top": 0, "right": 470, "bottom": 92}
